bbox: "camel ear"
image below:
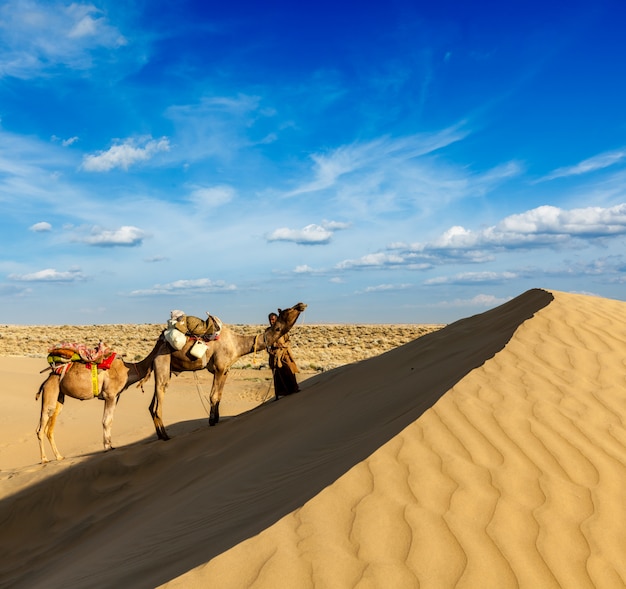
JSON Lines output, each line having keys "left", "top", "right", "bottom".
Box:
{"left": 277, "top": 308, "right": 283, "bottom": 314}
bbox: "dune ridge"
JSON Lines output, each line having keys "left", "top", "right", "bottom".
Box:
{"left": 167, "top": 289, "right": 626, "bottom": 589}
{"left": 1, "top": 288, "right": 625, "bottom": 589}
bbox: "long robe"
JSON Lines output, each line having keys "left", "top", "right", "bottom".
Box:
{"left": 267, "top": 333, "right": 300, "bottom": 397}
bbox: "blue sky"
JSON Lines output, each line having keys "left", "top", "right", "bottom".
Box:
{"left": 1, "top": 0, "right": 625, "bottom": 325}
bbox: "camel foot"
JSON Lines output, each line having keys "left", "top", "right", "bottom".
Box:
{"left": 43, "top": 455, "right": 64, "bottom": 463}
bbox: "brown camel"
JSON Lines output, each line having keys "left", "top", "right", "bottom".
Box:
{"left": 147, "top": 302, "right": 307, "bottom": 440}
{"left": 36, "top": 338, "right": 167, "bottom": 464}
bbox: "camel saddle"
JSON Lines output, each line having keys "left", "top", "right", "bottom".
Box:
{"left": 47, "top": 342, "right": 116, "bottom": 368}
{"left": 47, "top": 342, "right": 117, "bottom": 397}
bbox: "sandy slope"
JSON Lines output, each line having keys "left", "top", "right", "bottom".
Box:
{"left": 1, "top": 288, "right": 625, "bottom": 589}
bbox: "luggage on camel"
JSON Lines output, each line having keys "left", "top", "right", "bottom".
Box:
{"left": 163, "top": 309, "right": 222, "bottom": 351}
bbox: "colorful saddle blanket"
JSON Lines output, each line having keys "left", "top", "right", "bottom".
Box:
{"left": 47, "top": 342, "right": 116, "bottom": 368}
{"left": 47, "top": 342, "right": 117, "bottom": 397}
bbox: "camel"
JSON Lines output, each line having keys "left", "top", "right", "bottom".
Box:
{"left": 36, "top": 337, "right": 167, "bottom": 464}
{"left": 146, "top": 302, "right": 307, "bottom": 440}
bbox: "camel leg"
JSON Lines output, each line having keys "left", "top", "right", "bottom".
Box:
{"left": 209, "top": 370, "right": 228, "bottom": 426}
{"left": 101, "top": 395, "right": 118, "bottom": 451}
{"left": 149, "top": 376, "right": 170, "bottom": 441}
{"left": 36, "top": 377, "right": 64, "bottom": 463}
{"left": 46, "top": 400, "right": 65, "bottom": 461}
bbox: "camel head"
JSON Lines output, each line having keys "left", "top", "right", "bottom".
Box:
{"left": 265, "top": 302, "right": 307, "bottom": 346}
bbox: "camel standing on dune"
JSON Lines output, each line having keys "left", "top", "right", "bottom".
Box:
{"left": 147, "top": 302, "right": 307, "bottom": 440}
{"left": 36, "top": 338, "right": 167, "bottom": 464}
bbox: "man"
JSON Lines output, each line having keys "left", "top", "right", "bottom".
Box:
{"left": 267, "top": 312, "right": 300, "bottom": 399}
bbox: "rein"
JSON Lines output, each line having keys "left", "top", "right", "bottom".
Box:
{"left": 193, "top": 372, "right": 212, "bottom": 417}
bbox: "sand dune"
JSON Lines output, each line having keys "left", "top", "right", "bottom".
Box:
{"left": 1, "top": 288, "right": 625, "bottom": 588}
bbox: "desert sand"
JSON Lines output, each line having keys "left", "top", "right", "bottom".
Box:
{"left": 1, "top": 288, "right": 625, "bottom": 588}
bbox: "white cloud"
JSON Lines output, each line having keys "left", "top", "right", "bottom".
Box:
{"left": 267, "top": 224, "right": 333, "bottom": 245}
{"left": 82, "top": 137, "right": 170, "bottom": 172}
{"left": 29, "top": 221, "right": 52, "bottom": 232}
{"left": 9, "top": 267, "right": 86, "bottom": 282}
{"left": 0, "top": 1, "right": 127, "bottom": 78}
{"left": 539, "top": 148, "right": 626, "bottom": 182}
{"left": 409, "top": 203, "right": 626, "bottom": 251}
{"left": 267, "top": 219, "right": 349, "bottom": 245}
{"left": 129, "top": 278, "right": 237, "bottom": 296}
{"left": 496, "top": 204, "right": 626, "bottom": 237}
{"left": 337, "top": 203, "right": 626, "bottom": 271}
{"left": 82, "top": 226, "right": 147, "bottom": 247}
{"left": 294, "top": 265, "right": 315, "bottom": 273}
{"left": 336, "top": 252, "right": 423, "bottom": 270}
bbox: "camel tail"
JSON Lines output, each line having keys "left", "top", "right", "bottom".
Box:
{"left": 35, "top": 380, "right": 45, "bottom": 401}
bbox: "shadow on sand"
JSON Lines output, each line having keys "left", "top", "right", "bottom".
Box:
{"left": 0, "top": 289, "right": 553, "bottom": 589}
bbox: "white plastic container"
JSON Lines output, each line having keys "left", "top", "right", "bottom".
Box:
{"left": 189, "top": 340, "right": 208, "bottom": 359}
{"left": 164, "top": 327, "right": 187, "bottom": 351}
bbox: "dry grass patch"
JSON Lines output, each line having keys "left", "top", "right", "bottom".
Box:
{"left": 0, "top": 323, "right": 444, "bottom": 372}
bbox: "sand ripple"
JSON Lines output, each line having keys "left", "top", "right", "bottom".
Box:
{"left": 2, "top": 289, "right": 626, "bottom": 589}
{"left": 165, "top": 290, "right": 626, "bottom": 589}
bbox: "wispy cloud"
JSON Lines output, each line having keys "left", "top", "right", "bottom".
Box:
{"left": 361, "top": 283, "right": 412, "bottom": 293}
{"left": 82, "top": 137, "right": 170, "bottom": 172}
{"left": 144, "top": 255, "right": 169, "bottom": 263}
{"left": 0, "top": 0, "right": 126, "bottom": 78}
{"left": 129, "top": 278, "right": 237, "bottom": 296}
{"left": 9, "top": 267, "right": 86, "bottom": 282}
{"left": 432, "top": 294, "right": 512, "bottom": 308}
{"left": 165, "top": 94, "right": 273, "bottom": 162}
{"left": 424, "top": 271, "right": 518, "bottom": 285}
{"left": 188, "top": 185, "right": 236, "bottom": 210}
{"left": 538, "top": 148, "right": 626, "bottom": 182}
{"left": 51, "top": 135, "right": 79, "bottom": 147}
{"left": 285, "top": 125, "right": 470, "bottom": 198}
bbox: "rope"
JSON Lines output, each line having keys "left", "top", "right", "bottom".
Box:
{"left": 260, "top": 368, "right": 275, "bottom": 403}
{"left": 193, "top": 372, "right": 212, "bottom": 417}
